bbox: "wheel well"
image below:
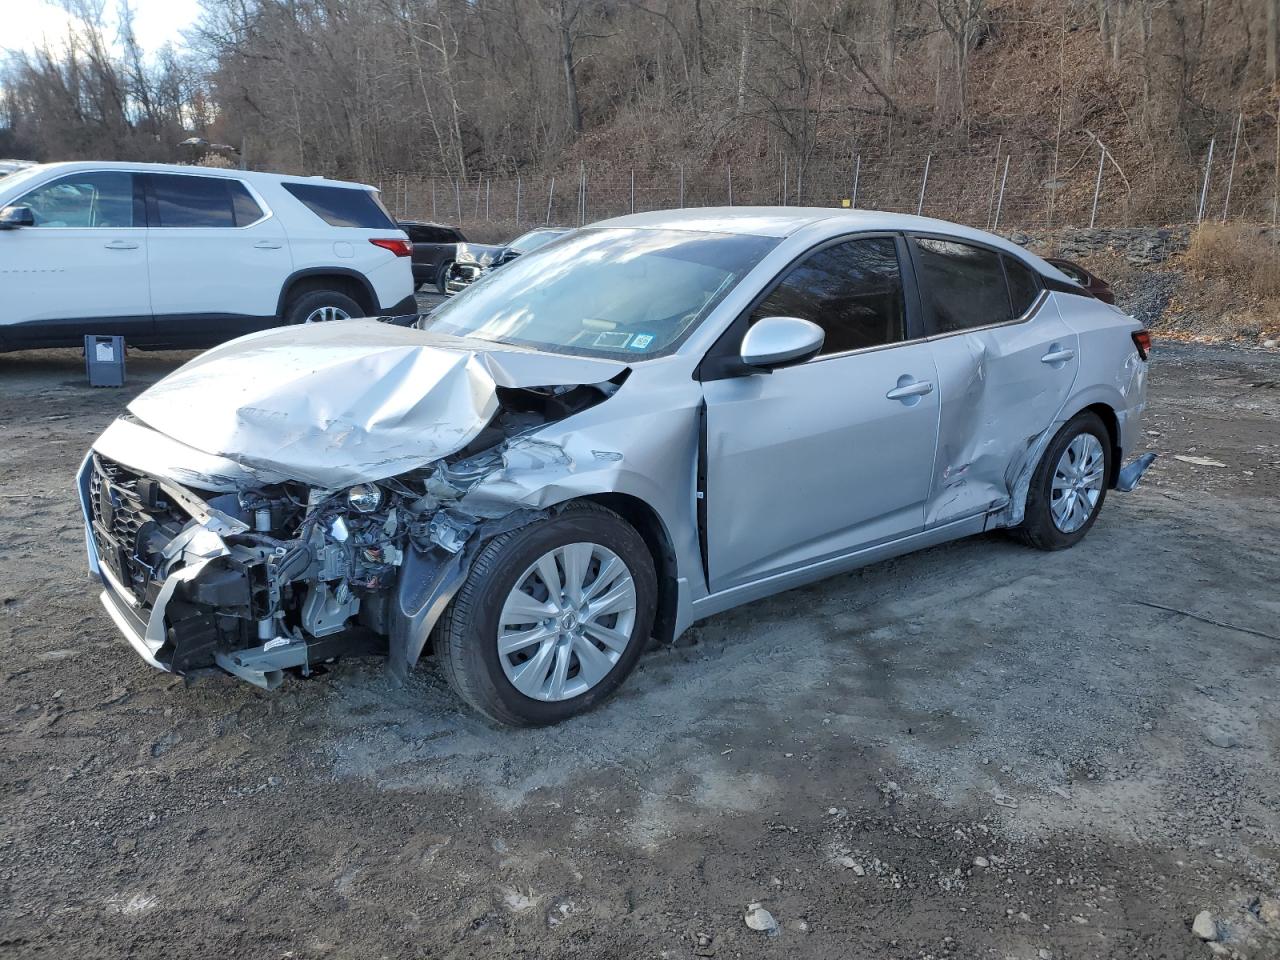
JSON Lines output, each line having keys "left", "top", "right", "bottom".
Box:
{"left": 280, "top": 273, "right": 376, "bottom": 316}
{"left": 582, "top": 493, "right": 679, "bottom": 647}
{"left": 1081, "top": 402, "right": 1122, "bottom": 487}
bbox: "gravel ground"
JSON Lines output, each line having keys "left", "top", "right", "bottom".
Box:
{"left": 1, "top": 336, "right": 1278, "bottom": 960}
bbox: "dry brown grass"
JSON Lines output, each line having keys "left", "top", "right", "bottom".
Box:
{"left": 1184, "top": 223, "right": 1280, "bottom": 300}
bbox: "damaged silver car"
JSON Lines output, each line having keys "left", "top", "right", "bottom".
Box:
{"left": 78, "top": 208, "right": 1154, "bottom": 726}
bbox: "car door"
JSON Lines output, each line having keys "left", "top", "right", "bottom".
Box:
{"left": 144, "top": 172, "right": 291, "bottom": 342}
{"left": 0, "top": 169, "right": 151, "bottom": 346}
{"left": 701, "top": 235, "right": 941, "bottom": 592}
{"left": 908, "top": 236, "right": 1081, "bottom": 527}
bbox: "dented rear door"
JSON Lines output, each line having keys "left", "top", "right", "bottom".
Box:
{"left": 908, "top": 237, "right": 1080, "bottom": 527}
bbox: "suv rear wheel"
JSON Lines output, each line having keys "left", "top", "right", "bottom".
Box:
{"left": 284, "top": 289, "right": 363, "bottom": 325}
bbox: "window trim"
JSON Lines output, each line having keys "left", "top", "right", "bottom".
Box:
{"left": 696, "top": 230, "right": 925, "bottom": 381}
{"left": 140, "top": 171, "right": 272, "bottom": 230}
{"left": 904, "top": 232, "right": 1047, "bottom": 341}
{"left": 12, "top": 170, "right": 146, "bottom": 230}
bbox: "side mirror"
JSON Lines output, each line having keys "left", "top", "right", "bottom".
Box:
{"left": 0, "top": 205, "right": 34, "bottom": 230}
{"left": 739, "top": 316, "right": 825, "bottom": 371}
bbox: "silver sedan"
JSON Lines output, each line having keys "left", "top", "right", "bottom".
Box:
{"left": 79, "top": 207, "right": 1153, "bottom": 725}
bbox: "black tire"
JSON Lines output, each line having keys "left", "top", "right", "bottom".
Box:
{"left": 1012, "top": 411, "right": 1112, "bottom": 551}
{"left": 435, "top": 502, "right": 657, "bottom": 726}
{"left": 283, "top": 289, "right": 363, "bottom": 326}
{"left": 435, "top": 261, "right": 454, "bottom": 296}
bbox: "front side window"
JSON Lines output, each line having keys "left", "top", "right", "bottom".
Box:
{"left": 749, "top": 236, "right": 906, "bottom": 357}
{"left": 914, "top": 237, "right": 1012, "bottom": 335}
{"left": 149, "top": 174, "right": 263, "bottom": 228}
{"left": 420, "top": 227, "right": 778, "bottom": 359}
{"left": 16, "top": 172, "right": 136, "bottom": 228}
{"left": 282, "top": 182, "right": 396, "bottom": 228}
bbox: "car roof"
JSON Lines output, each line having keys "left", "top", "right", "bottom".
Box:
{"left": 15, "top": 160, "right": 378, "bottom": 192}
{"left": 594, "top": 206, "right": 1061, "bottom": 272}
{"left": 399, "top": 219, "right": 460, "bottom": 229}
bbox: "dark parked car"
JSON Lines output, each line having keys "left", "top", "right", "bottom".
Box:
{"left": 400, "top": 220, "right": 466, "bottom": 294}
{"left": 445, "top": 227, "right": 572, "bottom": 294}
{"left": 1047, "top": 258, "right": 1115, "bottom": 305}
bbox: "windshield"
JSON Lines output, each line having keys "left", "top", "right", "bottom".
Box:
{"left": 420, "top": 227, "right": 778, "bottom": 359}
{"left": 509, "top": 228, "right": 565, "bottom": 254}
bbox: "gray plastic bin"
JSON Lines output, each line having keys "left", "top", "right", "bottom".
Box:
{"left": 84, "top": 335, "right": 126, "bottom": 387}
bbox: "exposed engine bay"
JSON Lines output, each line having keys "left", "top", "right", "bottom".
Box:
{"left": 84, "top": 376, "right": 624, "bottom": 689}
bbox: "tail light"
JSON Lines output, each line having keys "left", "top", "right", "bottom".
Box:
{"left": 1131, "top": 330, "right": 1151, "bottom": 360}
{"left": 369, "top": 238, "right": 412, "bottom": 257}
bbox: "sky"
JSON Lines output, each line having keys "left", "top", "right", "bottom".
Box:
{"left": 1, "top": 0, "right": 202, "bottom": 59}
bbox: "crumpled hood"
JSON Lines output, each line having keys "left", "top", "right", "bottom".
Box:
{"left": 126, "top": 320, "right": 627, "bottom": 489}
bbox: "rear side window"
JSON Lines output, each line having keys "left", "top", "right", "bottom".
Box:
{"left": 749, "top": 236, "right": 906, "bottom": 356}
{"left": 913, "top": 237, "right": 1012, "bottom": 334}
{"left": 1003, "top": 256, "right": 1041, "bottom": 316}
{"left": 149, "top": 174, "right": 264, "bottom": 228}
{"left": 283, "top": 182, "right": 395, "bottom": 228}
{"left": 405, "top": 224, "right": 456, "bottom": 243}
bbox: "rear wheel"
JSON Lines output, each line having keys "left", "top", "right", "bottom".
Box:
{"left": 435, "top": 502, "right": 656, "bottom": 726}
{"left": 1013, "top": 411, "right": 1111, "bottom": 550}
{"left": 284, "top": 289, "right": 363, "bottom": 326}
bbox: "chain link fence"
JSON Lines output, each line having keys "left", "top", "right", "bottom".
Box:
{"left": 375, "top": 139, "right": 1275, "bottom": 238}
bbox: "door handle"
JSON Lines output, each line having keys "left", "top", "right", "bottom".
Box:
{"left": 253, "top": 240, "right": 284, "bottom": 249}
{"left": 103, "top": 240, "right": 138, "bottom": 250}
{"left": 1041, "top": 347, "right": 1075, "bottom": 364}
{"left": 885, "top": 378, "right": 935, "bottom": 401}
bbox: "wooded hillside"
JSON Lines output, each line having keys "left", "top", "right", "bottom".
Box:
{"left": 3, "top": 1, "right": 1279, "bottom": 227}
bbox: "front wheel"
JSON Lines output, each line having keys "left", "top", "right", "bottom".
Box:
{"left": 435, "top": 261, "right": 454, "bottom": 296}
{"left": 434, "top": 503, "right": 657, "bottom": 726}
{"left": 1013, "top": 411, "right": 1112, "bottom": 551}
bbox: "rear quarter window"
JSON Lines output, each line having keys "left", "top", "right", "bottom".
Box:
{"left": 282, "top": 182, "right": 395, "bottom": 228}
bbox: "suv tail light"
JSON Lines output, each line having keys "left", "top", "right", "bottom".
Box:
{"left": 1131, "top": 330, "right": 1151, "bottom": 360}
{"left": 370, "top": 238, "right": 412, "bottom": 257}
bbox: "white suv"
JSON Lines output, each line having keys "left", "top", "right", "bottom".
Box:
{"left": 0, "top": 161, "right": 417, "bottom": 351}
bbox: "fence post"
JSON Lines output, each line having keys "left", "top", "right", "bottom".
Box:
{"left": 1196, "top": 136, "right": 1216, "bottom": 223}
{"left": 631, "top": 168, "right": 636, "bottom": 214}
{"left": 985, "top": 137, "right": 1002, "bottom": 229}
{"left": 454, "top": 180, "right": 462, "bottom": 225}
{"left": 579, "top": 161, "right": 586, "bottom": 225}
{"left": 1089, "top": 143, "right": 1105, "bottom": 228}
{"left": 485, "top": 179, "right": 491, "bottom": 221}
{"left": 679, "top": 163, "right": 685, "bottom": 207}
{"left": 431, "top": 180, "right": 437, "bottom": 221}
{"left": 545, "top": 176, "right": 555, "bottom": 225}
{"left": 992, "top": 156, "right": 1010, "bottom": 231}
{"left": 1221, "top": 114, "right": 1242, "bottom": 223}
{"left": 515, "top": 173, "right": 522, "bottom": 225}
{"left": 781, "top": 155, "right": 788, "bottom": 205}
{"left": 727, "top": 163, "right": 734, "bottom": 206}
{"left": 851, "top": 154, "right": 861, "bottom": 209}
{"left": 916, "top": 154, "right": 932, "bottom": 216}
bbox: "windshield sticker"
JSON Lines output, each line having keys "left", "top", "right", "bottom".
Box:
{"left": 629, "top": 334, "right": 655, "bottom": 350}
{"left": 593, "top": 331, "right": 633, "bottom": 349}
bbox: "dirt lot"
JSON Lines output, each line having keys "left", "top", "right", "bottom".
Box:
{"left": 1, "top": 337, "right": 1278, "bottom": 960}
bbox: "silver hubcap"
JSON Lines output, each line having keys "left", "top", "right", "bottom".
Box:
{"left": 497, "top": 542, "right": 637, "bottom": 702}
{"left": 1051, "top": 433, "right": 1105, "bottom": 533}
{"left": 304, "top": 305, "right": 351, "bottom": 323}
